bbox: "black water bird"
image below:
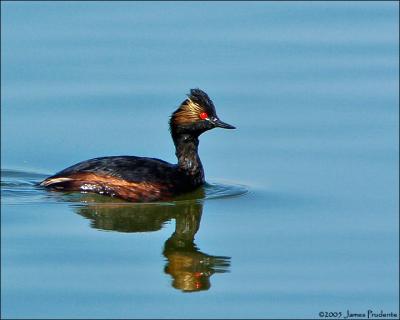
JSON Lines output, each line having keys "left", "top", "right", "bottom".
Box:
{"left": 40, "top": 89, "right": 235, "bottom": 202}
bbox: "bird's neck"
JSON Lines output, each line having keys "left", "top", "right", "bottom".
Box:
{"left": 172, "top": 133, "right": 204, "bottom": 184}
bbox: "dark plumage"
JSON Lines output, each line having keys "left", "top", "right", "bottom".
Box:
{"left": 40, "top": 89, "right": 235, "bottom": 202}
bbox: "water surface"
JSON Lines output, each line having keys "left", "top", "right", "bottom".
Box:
{"left": 1, "top": 2, "right": 399, "bottom": 319}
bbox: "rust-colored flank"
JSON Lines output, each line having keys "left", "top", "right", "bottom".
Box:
{"left": 41, "top": 173, "right": 172, "bottom": 202}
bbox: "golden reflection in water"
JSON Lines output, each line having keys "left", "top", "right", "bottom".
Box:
{"left": 72, "top": 192, "right": 230, "bottom": 292}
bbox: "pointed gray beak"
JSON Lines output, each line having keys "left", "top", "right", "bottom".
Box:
{"left": 211, "top": 117, "right": 236, "bottom": 129}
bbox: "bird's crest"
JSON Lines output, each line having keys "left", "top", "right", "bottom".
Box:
{"left": 170, "top": 89, "right": 216, "bottom": 126}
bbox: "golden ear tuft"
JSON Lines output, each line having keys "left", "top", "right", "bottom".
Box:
{"left": 173, "top": 99, "right": 205, "bottom": 125}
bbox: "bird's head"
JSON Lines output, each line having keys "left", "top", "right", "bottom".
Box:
{"left": 169, "top": 89, "right": 235, "bottom": 139}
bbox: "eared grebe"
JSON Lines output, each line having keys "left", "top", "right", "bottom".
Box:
{"left": 40, "top": 89, "right": 235, "bottom": 202}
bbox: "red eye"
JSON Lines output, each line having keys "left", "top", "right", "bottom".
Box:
{"left": 199, "top": 112, "right": 208, "bottom": 120}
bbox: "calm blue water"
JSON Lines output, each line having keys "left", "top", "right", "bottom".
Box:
{"left": 1, "top": 2, "right": 399, "bottom": 319}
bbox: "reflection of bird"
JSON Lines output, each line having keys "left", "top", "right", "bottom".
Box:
{"left": 40, "top": 89, "right": 235, "bottom": 202}
{"left": 163, "top": 211, "right": 230, "bottom": 292}
{"left": 73, "top": 194, "right": 230, "bottom": 292}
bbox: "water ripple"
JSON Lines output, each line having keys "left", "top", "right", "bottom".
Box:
{"left": 1, "top": 169, "right": 248, "bottom": 205}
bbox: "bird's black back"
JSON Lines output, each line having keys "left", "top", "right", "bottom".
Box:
{"left": 52, "top": 156, "right": 179, "bottom": 184}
